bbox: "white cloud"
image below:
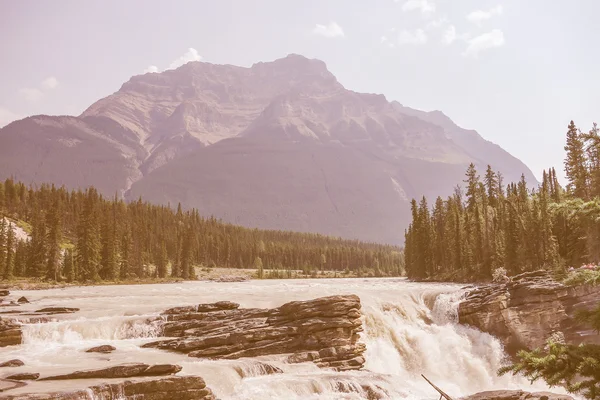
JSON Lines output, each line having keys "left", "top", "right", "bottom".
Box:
{"left": 463, "top": 29, "right": 505, "bottom": 57}
{"left": 426, "top": 17, "right": 447, "bottom": 30}
{"left": 442, "top": 25, "right": 457, "bottom": 44}
{"left": 167, "top": 48, "right": 202, "bottom": 70}
{"left": 312, "top": 22, "right": 345, "bottom": 38}
{"left": 143, "top": 65, "right": 159, "bottom": 74}
{"left": 467, "top": 5, "right": 503, "bottom": 26}
{"left": 398, "top": 29, "right": 428, "bottom": 45}
{"left": 380, "top": 35, "right": 396, "bottom": 48}
{"left": 142, "top": 48, "right": 203, "bottom": 74}
{"left": 400, "top": 0, "right": 436, "bottom": 14}
{"left": 18, "top": 88, "right": 44, "bottom": 103}
{"left": 0, "top": 107, "right": 22, "bottom": 128}
{"left": 41, "top": 76, "right": 59, "bottom": 90}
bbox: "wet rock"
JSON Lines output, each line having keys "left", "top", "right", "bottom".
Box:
{"left": 208, "top": 276, "right": 249, "bottom": 282}
{"left": 461, "top": 390, "right": 573, "bottom": 400}
{"left": 6, "top": 372, "right": 39, "bottom": 381}
{"left": 0, "top": 360, "right": 23, "bottom": 368}
{"left": 232, "top": 361, "right": 283, "bottom": 378}
{"left": 0, "top": 379, "right": 26, "bottom": 392}
{"left": 144, "top": 295, "right": 366, "bottom": 371}
{"left": 85, "top": 345, "right": 116, "bottom": 354}
{"left": 16, "top": 297, "right": 28, "bottom": 304}
{"left": 0, "top": 291, "right": 9, "bottom": 297}
{"left": 39, "top": 363, "right": 182, "bottom": 381}
{"left": 0, "top": 320, "right": 22, "bottom": 347}
{"left": 458, "top": 270, "right": 600, "bottom": 353}
{"left": 0, "top": 375, "right": 215, "bottom": 399}
{"left": 34, "top": 307, "right": 79, "bottom": 315}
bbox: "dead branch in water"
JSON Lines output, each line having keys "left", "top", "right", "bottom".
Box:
{"left": 421, "top": 374, "right": 455, "bottom": 400}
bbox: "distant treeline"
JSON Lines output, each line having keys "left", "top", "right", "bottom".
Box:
{"left": 0, "top": 180, "right": 403, "bottom": 282}
{"left": 405, "top": 121, "right": 600, "bottom": 282}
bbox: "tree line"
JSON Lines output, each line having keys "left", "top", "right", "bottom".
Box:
{"left": 404, "top": 121, "right": 600, "bottom": 281}
{"left": 0, "top": 181, "right": 403, "bottom": 282}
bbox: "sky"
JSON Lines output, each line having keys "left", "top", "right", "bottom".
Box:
{"left": 0, "top": 0, "right": 598, "bottom": 181}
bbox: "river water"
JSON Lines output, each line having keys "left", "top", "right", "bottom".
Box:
{"left": 0, "top": 278, "right": 565, "bottom": 399}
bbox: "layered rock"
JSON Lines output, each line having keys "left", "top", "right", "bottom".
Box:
{"left": 144, "top": 295, "right": 366, "bottom": 371}
{"left": 0, "top": 376, "right": 215, "bottom": 400}
{"left": 462, "top": 390, "right": 574, "bottom": 400}
{"left": 458, "top": 270, "right": 600, "bottom": 352}
{"left": 38, "top": 363, "right": 182, "bottom": 381}
{"left": 0, "top": 319, "right": 21, "bottom": 347}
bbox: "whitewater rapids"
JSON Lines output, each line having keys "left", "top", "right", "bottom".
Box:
{"left": 0, "top": 278, "right": 566, "bottom": 399}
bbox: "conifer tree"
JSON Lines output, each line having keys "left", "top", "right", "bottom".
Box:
{"left": 4, "top": 223, "right": 14, "bottom": 280}
{"left": 564, "top": 120, "right": 589, "bottom": 199}
{"left": 45, "top": 198, "right": 62, "bottom": 281}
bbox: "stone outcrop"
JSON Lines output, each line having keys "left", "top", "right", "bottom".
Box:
{"left": 0, "top": 320, "right": 21, "bottom": 348}
{"left": 0, "top": 359, "right": 23, "bottom": 368}
{"left": 458, "top": 270, "right": 600, "bottom": 352}
{"left": 5, "top": 373, "right": 39, "bottom": 381}
{"left": 0, "top": 376, "right": 215, "bottom": 399}
{"left": 85, "top": 344, "right": 116, "bottom": 353}
{"left": 144, "top": 295, "right": 366, "bottom": 371}
{"left": 34, "top": 307, "right": 79, "bottom": 315}
{"left": 462, "top": 390, "right": 574, "bottom": 400}
{"left": 38, "top": 363, "right": 182, "bottom": 381}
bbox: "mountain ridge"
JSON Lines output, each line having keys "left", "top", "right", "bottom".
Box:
{"left": 0, "top": 54, "right": 536, "bottom": 244}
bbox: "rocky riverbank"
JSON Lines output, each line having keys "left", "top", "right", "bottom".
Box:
{"left": 458, "top": 270, "right": 600, "bottom": 353}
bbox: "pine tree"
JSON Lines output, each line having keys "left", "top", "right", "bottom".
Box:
{"left": 76, "top": 189, "right": 101, "bottom": 282}
{"left": 564, "top": 120, "right": 589, "bottom": 199}
{"left": 4, "top": 223, "right": 15, "bottom": 280}
{"left": 157, "top": 241, "right": 168, "bottom": 278}
{"left": 45, "top": 198, "right": 62, "bottom": 281}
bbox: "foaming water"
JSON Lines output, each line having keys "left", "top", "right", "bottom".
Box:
{"left": 0, "top": 279, "right": 570, "bottom": 399}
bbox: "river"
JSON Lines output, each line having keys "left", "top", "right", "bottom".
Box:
{"left": 0, "top": 278, "right": 565, "bottom": 399}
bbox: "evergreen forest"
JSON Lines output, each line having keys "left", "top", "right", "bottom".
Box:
{"left": 0, "top": 181, "right": 403, "bottom": 282}
{"left": 404, "top": 121, "right": 600, "bottom": 282}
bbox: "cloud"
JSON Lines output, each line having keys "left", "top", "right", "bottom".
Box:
{"left": 400, "top": 0, "right": 436, "bottom": 14}
{"left": 142, "top": 48, "right": 203, "bottom": 74}
{"left": 143, "top": 65, "right": 159, "bottom": 74}
{"left": 380, "top": 35, "right": 396, "bottom": 48}
{"left": 41, "top": 76, "right": 59, "bottom": 90}
{"left": 463, "top": 29, "right": 505, "bottom": 57}
{"left": 398, "top": 29, "right": 428, "bottom": 45}
{"left": 442, "top": 25, "right": 457, "bottom": 44}
{"left": 467, "top": 5, "right": 503, "bottom": 26}
{"left": 312, "top": 21, "right": 345, "bottom": 38}
{"left": 167, "top": 48, "right": 202, "bottom": 70}
{"left": 0, "top": 107, "right": 22, "bottom": 128}
{"left": 18, "top": 88, "right": 44, "bottom": 102}
{"left": 425, "top": 17, "right": 447, "bottom": 30}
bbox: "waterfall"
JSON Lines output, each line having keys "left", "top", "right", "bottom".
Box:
{"left": 1, "top": 279, "right": 571, "bottom": 399}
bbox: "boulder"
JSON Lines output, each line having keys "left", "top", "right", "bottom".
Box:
{"left": 0, "top": 291, "right": 9, "bottom": 297}
{"left": 34, "top": 307, "right": 79, "bottom": 315}
{"left": 5, "top": 372, "right": 39, "bottom": 381}
{"left": 39, "top": 363, "right": 182, "bottom": 381}
{"left": 144, "top": 295, "right": 366, "bottom": 371}
{"left": 0, "top": 360, "right": 23, "bottom": 368}
{"left": 85, "top": 345, "right": 116, "bottom": 353}
{"left": 16, "top": 297, "right": 28, "bottom": 304}
{"left": 458, "top": 270, "right": 600, "bottom": 353}
{"left": 0, "top": 375, "right": 215, "bottom": 399}
{"left": 462, "top": 390, "right": 574, "bottom": 400}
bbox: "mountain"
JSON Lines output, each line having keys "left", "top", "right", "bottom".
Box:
{"left": 0, "top": 54, "right": 536, "bottom": 244}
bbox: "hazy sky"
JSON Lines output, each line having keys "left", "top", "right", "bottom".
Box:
{"left": 1, "top": 0, "right": 598, "bottom": 180}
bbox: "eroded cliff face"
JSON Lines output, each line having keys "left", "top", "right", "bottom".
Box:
{"left": 458, "top": 270, "right": 600, "bottom": 353}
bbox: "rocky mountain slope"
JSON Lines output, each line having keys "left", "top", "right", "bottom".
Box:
{"left": 0, "top": 54, "right": 536, "bottom": 244}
